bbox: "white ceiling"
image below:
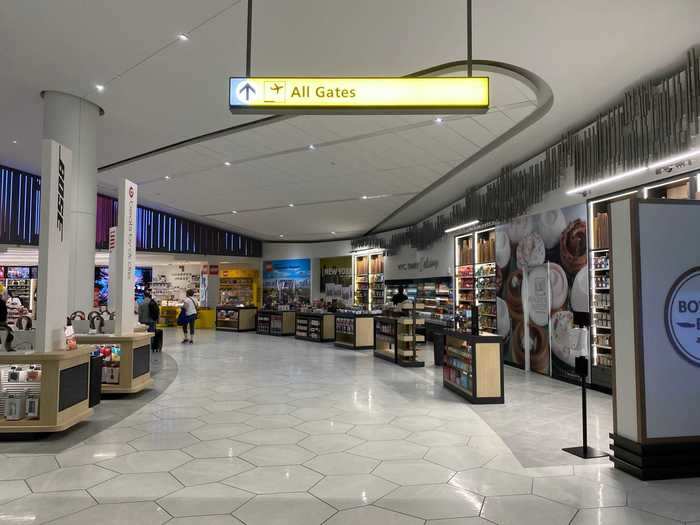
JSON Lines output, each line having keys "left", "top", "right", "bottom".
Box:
{"left": 1, "top": 0, "right": 699, "bottom": 241}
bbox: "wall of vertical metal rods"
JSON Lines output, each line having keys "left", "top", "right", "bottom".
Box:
{"left": 352, "top": 48, "right": 700, "bottom": 255}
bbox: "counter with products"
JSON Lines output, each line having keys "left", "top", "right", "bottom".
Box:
{"left": 334, "top": 312, "right": 375, "bottom": 349}
{"left": 295, "top": 312, "right": 335, "bottom": 342}
{"left": 256, "top": 310, "right": 296, "bottom": 336}
{"left": 0, "top": 348, "right": 94, "bottom": 433}
{"left": 74, "top": 333, "right": 153, "bottom": 394}
{"left": 216, "top": 306, "right": 257, "bottom": 332}
{"left": 374, "top": 312, "right": 425, "bottom": 367}
{"left": 442, "top": 331, "right": 504, "bottom": 404}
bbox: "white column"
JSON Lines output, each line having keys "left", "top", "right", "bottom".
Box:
{"left": 42, "top": 91, "right": 102, "bottom": 313}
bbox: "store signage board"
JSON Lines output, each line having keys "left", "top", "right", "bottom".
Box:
{"left": 229, "top": 77, "right": 489, "bottom": 114}
{"left": 664, "top": 266, "right": 700, "bottom": 366}
{"left": 113, "top": 179, "right": 138, "bottom": 335}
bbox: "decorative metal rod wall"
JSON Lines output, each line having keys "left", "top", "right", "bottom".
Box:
{"left": 353, "top": 47, "right": 700, "bottom": 254}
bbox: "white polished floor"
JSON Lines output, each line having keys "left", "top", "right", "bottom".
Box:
{"left": 1, "top": 329, "right": 699, "bottom": 525}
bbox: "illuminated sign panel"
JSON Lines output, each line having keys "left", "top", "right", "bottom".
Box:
{"left": 229, "top": 77, "right": 489, "bottom": 114}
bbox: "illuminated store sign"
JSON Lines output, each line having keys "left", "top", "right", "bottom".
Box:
{"left": 229, "top": 77, "right": 489, "bottom": 114}
{"left": 665, "top": 266, "right": 700, "bottom": 366}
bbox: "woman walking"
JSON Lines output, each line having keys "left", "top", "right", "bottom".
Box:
{"left": 180, "top": 289, "right": 198, "bottom": 344}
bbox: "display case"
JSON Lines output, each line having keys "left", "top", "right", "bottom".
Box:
{"left": 0, "top": 349, "right": 94, "bottom": 433}
{"left": 216, "top": 306, "right": 257, "bottom": 332}
{"left": 475, "top": 228, "right": 497, "bottom": 334}
{"left": 354, "top": 251, "right": 385, "bottom": 309}
{"left": 256, "top": 310, "right": 296, "bottom": 336}
{"left": 295, "top": 312, "right": 335, "bottom": 342}
{"left": 443, "top": 331, "right": 504, "bottom": 404}
{"left": 334, "top": 313, "right": 375, "bottom": 349}
{"left": 74, "top": 333, "right": 153, "bottom": 394}
{"left": 455, "top": 233, "right": 475, "bottom": 332}
{"left": 374, "top": 312, "right": 425, "bottom": 367}
{"left": 158, "top": 302, "right": 180, "bottom": 327}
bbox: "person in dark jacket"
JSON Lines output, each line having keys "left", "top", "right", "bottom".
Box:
{"left": 392, "top": 286, "right": 409, "bottom": 305}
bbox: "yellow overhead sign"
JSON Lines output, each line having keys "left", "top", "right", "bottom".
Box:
{"left": 229, "top": 77, "right": 489, "bottom": 114}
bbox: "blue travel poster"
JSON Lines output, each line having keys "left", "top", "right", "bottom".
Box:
{"left": 263, "top": 259, "right": 311, "bottom": 305}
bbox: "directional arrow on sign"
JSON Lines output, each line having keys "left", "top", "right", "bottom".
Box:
{"left": 239, "top": 82, "right": 256, "bottom": 101}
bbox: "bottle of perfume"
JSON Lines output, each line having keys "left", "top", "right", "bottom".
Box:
{"left": 25, "top": 389, "right": 39, "bottom": 419}
{"left": 5, "top": 393, "right": 24, "bottom": 420}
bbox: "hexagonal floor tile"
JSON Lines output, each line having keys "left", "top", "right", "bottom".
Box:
{"left": 348, "top": 440, "right": 428, "bottom": 460}
{"left": 0, "top": 480, "right": 30, "bottom": 504}
{"left": 310, "top": 474, "right": 398, "bottom": 510}
{"left": 182, "top": 439, "right": 254, "bottom": 459}
{"left": 48, "top": 501, "right": 171, "bottom": 525}
{"left": 424, "top": 446, "right": 495, "bottom": 471}
{"left": 391, "top": 416, "right": 445, "bottom": 432}
{"left": 245, "top": 414, "right": 304, "bottom": 429}
{"left": 376, "top": 484, "right": 483, "bottom": 520}
{"left": 299, "top": 434, "right": 363, "bottom": 454}
{"left": 407, "top": 430, "right": 466, "bottom": 447}
{"left": 204, "top": 401, "right": 254, "bottom": 413}
{"left": 349, "top": 425, "right": 411, "bottom": 441}
{"left": 533, "top": 475, "right": 627, "bottom": 509}
{"left": 237, "top": 428, "right": 308, "bottom": 445}
{"left": 304, "top": 452, "right": 379, "bottom": 475}
{"left": 133, "top": 418, "right": 206, "bottom": 434}
{"left": 27, "top": 465, "right": 117, "bottom": 492}
{"left": 481, "top": 494, "right": 577, "bottom": 525}
{"left": 295, "top": 420, "right": 353, "bottom": 435}
{"left": 84, "top": 427, "right": 148, "bottom": 445}
{"left": 0, "top": 456, "right": 58, "bottom": 480}
{"left": 426, "top": 518, "right": 494, "bottom": 525}
{"left": 240, "top": 445, "right": 315, "bottom": 466}
{"left": 572, "top": 506, "right": 682, "bottom": 525}
{"left": 88, "top": 472, "right": 183, "bottom": 503}
{"left": 158, "top": 483, "right": 254, "bottom": 517}
{"left": 334, "top": 411, "right": 395, "bottom": 426}
{"left": 374, "top": 460, "right": 455, "bottom": 485}
{"left": 573, "top": 464, "right": 647, "bottom": 491}
{"left": 325, "top": 505, "right": 424, "bottom": 525}
{"left": 628, "top": 482, "right": 700, "bottom": 522}
{"left": 190, "top": 423, "right": 254, "bottom": 441}
{"left": 224, "top": 465, "right": 322, "bottom": 494}
{"left": 0, "top": 490, "right": 95, "bottom": 524}
{"left": 200, "top": 411, "right": 253, "bottom": 424}
{"left": 291, "top": 407, "right": 342, "bottom": 420}
{"left": 99, "top": 450, "right": 192, "bottom": 473}
{"left": 171, "top": 458, "right": 254, "bottom": 486}
{"left": 168, "top": 516, "right": 246, "bottom": 525}
{"left": 234, "top": 492, "right": 336, "bottom": 525}
{"left": 57, "top": 444, "right": 136, "bottom": 467}
{"left": 240, "top": 403, "right": 296, "bottom": 415}
{"left": 153, "top": 406, "right": 208, "bottom": 419}
{"left": 129, "top": 432, "right": 200, "bottom": 451}
{"left": 450, "top": 468, "right": 532, "bottom": 497}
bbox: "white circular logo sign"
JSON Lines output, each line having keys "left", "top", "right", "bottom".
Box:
{"left": 665, "top": 267, "right": 700, "bottom": 366}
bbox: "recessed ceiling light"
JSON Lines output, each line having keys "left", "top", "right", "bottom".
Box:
{"left": 331, "top": 231, "right": 337, "bottom": 235}
{"left": 231, "top": 210, "right": 238, "bottom": 214}
{"left": 279, "top": 234, "right": 285, "bottom": 238}
{"left": 11, "top": 140, "right": 17, "bottom": 144}
{"left": 163, "top": 175, "right": 171, "bottom": 180}
{"left": 95, "top": 84, "right": 105, "bottom": 93}
{"left": 308, "top": 144, "right": 316, "bottom": 150}
{"left": 362, "top": 195, "right": 368, "bottom": 200}
{"left": 224, "top": 161, "right": 232, "bottom": 166}
{"left": 288, "top": 203, "right": 294, "bottom": 207}
{"left": 178, "top": 33, "right": 190, "bottom": 41}
{"left": 434, "top": 117, "right": 443, "bottom": 124}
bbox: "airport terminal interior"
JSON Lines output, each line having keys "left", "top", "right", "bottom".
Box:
{"left": 1, "top": 1, "right": 700, "bottom": 524}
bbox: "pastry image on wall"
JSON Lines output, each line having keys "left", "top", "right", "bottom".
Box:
{"left": 539, "top": 209, "right": 567, "bottom": 250}
{"left": 524, "top": 265, "right": 550, "bottom": 327}
{"left": 516, "top": 232, "right": 546, "bottom": 269}
{"left": 551, "top": 310, "right": 576, "bottom": 368}
{"left": 496, "top": 229, "right": 511, "bottom": 269}
{"left": 496, "top": 297, "right": 511, "bottom": 340}
{"left": 511, "top": 321, "right": 548, "bottom": 372}
{"left": 510, "top": 321, "right": 527, "bottom": 368}
{"left": 560, "top": 218, "right": 587, "bottom": 275}
{"left": 548, "top": 263, "right": 569, "bottom": 312}
{"left": 570, "top": 265, "right": 589, "bottom": 313}
{"left": 506, "top": 216, "right": 533, "bottom": 245}
{"left": 504, "top": 269, "right": 524, "bottom": 321}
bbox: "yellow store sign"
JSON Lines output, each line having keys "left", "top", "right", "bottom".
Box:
{"left": 229, "top": 77, "right": 489, "bottom": 114}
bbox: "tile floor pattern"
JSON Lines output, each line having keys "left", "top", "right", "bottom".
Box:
{"left": 0, "top": 329, "right": 699, "bottom": 524}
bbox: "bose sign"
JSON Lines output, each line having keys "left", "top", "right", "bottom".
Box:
{"left": 665, "top": 267, "right": 700, "bottom": 366}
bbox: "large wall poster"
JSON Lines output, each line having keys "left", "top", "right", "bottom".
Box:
{"left": 496, "top": 203, "right": 588, "bottom": 379}
{"left": 320, "top": 256, "right": 352, "bottom": 306}
{"left": 263, "top": 259, "right": 311, "bottom": 306}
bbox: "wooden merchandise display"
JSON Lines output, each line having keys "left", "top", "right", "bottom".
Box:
{"left": 334, "top": 313, "right": 374, "bottom": 349}
{"left": 295, "top": 312, "right": 335, "bottom": 342}
{"left": 443, "top": 331, "right": 504, "bottom": 404}
{"left": 455, "top": 233, "right": 475, "bottom": 332}
{"left": 475, "top": 229, "right": 497, "bottom": 334}
{"left": 374, "top": 303, "right": 425, "bottom": 367}
{"left": 216, "top": 306, "right": 257, "bottom": 332}
{"left": 354, "top": 251, "right": 385, "bottom": 309}
{"left": 0, "top": 348, "right": 94, "bottom": 433}
{"left": 74, "top": 333, "right": 154, "bottom": 394}
{"left": 256, "top": 310, "right": 296, "bottom": 336}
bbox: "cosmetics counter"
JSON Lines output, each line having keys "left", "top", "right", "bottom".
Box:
{"left": 216, "top": 306, "right": 257, "bottom": 332}
{"left": 0, "top": 348, "right": 94, "bottom": 433}
{"left": 295, "top": 312, "right": 335, "bottom": 342}
{"left": 256, "top": 310, "right": 296, "bottom": 336}
{"left": 74, "top": 333, "right": 153, "bottom": 394}
{"left": 334, "top": 312, "right": 375, "bottom": 349}
{"left": 442, "top": 332, "right": 504, "bottom": 404}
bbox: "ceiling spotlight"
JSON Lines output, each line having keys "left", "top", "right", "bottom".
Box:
{"left": 288, "top": 203, "right": 294, "bottom": 207}
{"left": 11, "top": 140, "right": 17, "bottom": 144}
{"left": 279, "top": 234, "right": 285, "bottom": 238}
{"left": 330, "top": 231, "right": 337, "bottom": 235}
{"left": 163, "top": 175, "right": 171, "bottom": 180}
{"left": 308, "top": 144, "right": 316, "bottom": 150}
{"left": 178, "top": 33, "right": 190, "bottom": 41}
{"left": 224, "top": 161, "right": 232, "bottom": 166}
{"left": 362, "top": 195, "right": 368, "bottom": 200}
{"left": 95, "top": 84, "right": 105, "bottom": 93}
{"left": 231, "top": 210, "right": 238, "bottom": 214}
{"left": 434, "top": 117, "right": 444, "bottom": 124}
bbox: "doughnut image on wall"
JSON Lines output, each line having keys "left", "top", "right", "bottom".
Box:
{"left": 496, "top": 204, "right": 588, "bottom": 378}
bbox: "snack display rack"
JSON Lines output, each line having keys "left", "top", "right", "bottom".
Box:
{"left": 0, "top": 349, "right": 93, "bottom": 433}
{"left": 443, "top": 331, "right": 504, "bottom": 404}
{"left": 256, "top": 310, "right": 296, "bottom": 336}
{"left": 455, "top": 234, "right": 475, "bottom": 332}
{"left": 334, "top": 312, "right": 375, "bottom": 349}
{"left": 475, "top": 229, "right": 497, "bottom": 334}
{"left": 216, "top": 306, "right": 257, "bottom": 332}
{"left": 373, "top": 303, "right": 425, "bottom": 367}
{"left": 295, "top": 312, "right": 335, "bottom": 342}
{"left": 354, "top": 251, "right": 385, "bottom": 309}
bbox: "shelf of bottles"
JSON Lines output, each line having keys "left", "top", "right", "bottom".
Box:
{"left": 455, "top": 234, "right": 475, "bottom": 332}
{"left": 386, "top": 278, "right": 453, "bottom": 324}
{"left": 589, "top": 199, "right": 613, "bottom": 390}
{"left": 475, "top": 229, "right": 497, "bottom": 334}
{"left": 354, "top": 251, "right": 385, "bottom": 309}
